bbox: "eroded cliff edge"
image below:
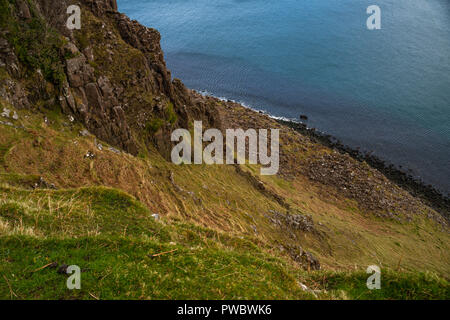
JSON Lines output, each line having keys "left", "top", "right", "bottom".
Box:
{"left": 1, "top": 0, "right": 220, "bottom": 158}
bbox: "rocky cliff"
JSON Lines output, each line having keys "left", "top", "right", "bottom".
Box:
{"left": 0, "top": 0, "right": 220, "bottom": 157}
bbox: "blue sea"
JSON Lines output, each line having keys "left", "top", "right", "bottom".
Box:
{"left": 117, "top": 0, "right": 450, "bottom": 195}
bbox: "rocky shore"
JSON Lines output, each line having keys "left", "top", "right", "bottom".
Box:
{"left": 277, "top": 119, "right": 450, "bottom": 219}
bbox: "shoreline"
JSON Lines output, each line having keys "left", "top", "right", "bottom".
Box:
{"left": 276, "top": 119, "right": 450, "bottom": 218}
{"left": 195, "top": 90, "right": 450, "bottom": 217}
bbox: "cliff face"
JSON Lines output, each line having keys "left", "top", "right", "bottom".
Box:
{"left": 0, "top": 0, "right": 220, "bottom": 157}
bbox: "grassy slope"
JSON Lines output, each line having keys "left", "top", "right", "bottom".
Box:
{"left": 0, "top": 186, "right": 309, "bottom": 299}
{"left": 0, "top": 105, "right": 449, "bottom": 299}
{"left": 1, "top": 186, "right": 448, "bottom": 300}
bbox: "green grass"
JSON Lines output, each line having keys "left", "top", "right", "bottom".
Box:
{"left": 166, "top": 102, "right": 178, "bottom": 125}
{"left": 0, "top": 186, "right": 311, "bottom": 299}
{"left": 0, "top": 237, "right": 311, "bottom": 300}
{"left": 146, "top": 118, "right": 164, "bottom": 134}
{"left": 0, "top": 186, "right": 169, "bottom": 239}
{"left": 306, "top": 270, "right": 450, "bottom": 300}
{"left": 0, "top": 185, "right": 448, "bottom": 300}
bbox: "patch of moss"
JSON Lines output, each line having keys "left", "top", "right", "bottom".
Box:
{"left": 146, "top": 118, "right": 164, "bottom": 134}
{"left": 1, "top": 0, "right": 67, "bottom": 89}
{"left": 165, "top": 102, "right": 178, "bottom": 125}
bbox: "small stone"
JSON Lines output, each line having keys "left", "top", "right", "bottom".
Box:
{"left": 79, "top": 129, "right": 90, "bottom": 137}
{"left": 108, "top": 147, "right": 121, "bottom": 154}
{"left": 151, "top": 213, "right": 160, "bottom": 221}
{"left": 298, "top": 282, "right": 309, "bottom": 291}
{"left": 297, "top": 281, "right": 318, "bottom": 298}
{"left": 94, "top": 139, "right": 103, "bottom": 151}
{"left": 82, "top": 47, "right": 95, "bottom": 62}
{"left": 63, "top": 42, "right": 79, "bottom": 56}
{"left": 1, "top": 108, "right": 11, "bottom": 118}
{"left": 17, "top": 0, "right": 31, "bottom": 19}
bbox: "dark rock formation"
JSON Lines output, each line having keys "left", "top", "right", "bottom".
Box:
{"left": 0, "top": 0, "right": 221, "bottom": 157}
